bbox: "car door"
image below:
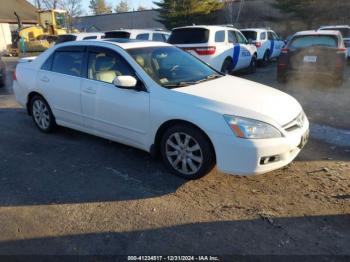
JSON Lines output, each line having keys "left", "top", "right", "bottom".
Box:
{"left": 234, "top": 30, "right": 252, "bottom": 69}
{"left": 80, "top": 46, "right": 150, "bottom": 148}
{"left": 37, "top": 46, "right": 85, "bottom": 126}
{"left": 227, "top": 30, "right": 243, "bottom": 71}
{"left": 271, "top": 31, "right": 284, "bottom": 57}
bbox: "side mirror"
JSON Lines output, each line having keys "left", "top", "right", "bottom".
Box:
{"left": 113, "top": 75, "right": 138, "bottom": 89}
{"left": 248, "top": 38, "right": 253, "bottom": 45}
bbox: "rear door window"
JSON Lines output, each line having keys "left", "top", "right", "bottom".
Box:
{"left": 289, "top": 35, "right": 338, "bottom": 49}
{"left": 136, "top": 33, "right": 150, "bottom": 40}
{"left": 168, "top": 28, "right": 209, "bottom": 44}
{"left": 104, "top": 31, "right": 131, "bottom": 39}
{"left": 241, "top": 31, "right": 257, "bottom": 41}
{"left": 228, "top": 31, "right": 238, "bottom": 43}
{"left": 215, "top": 31, "right": 225, "bottom": 42}
{"left": 52, "top": 51, "right": 84, "bottom": 77}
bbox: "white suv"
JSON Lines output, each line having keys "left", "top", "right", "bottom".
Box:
{"left": 168, "top": 25, "right": 258, "bottom": 74}
{"left": 241, "top": 28, "right": 285, "bottom": 66}
{"left": 319, "top": 25, "right": 350, "bottom": 60}
{"left": 104, "top": 29, "right": 170, "bottom": 42}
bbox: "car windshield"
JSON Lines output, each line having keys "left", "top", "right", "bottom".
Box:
{"left": 168, "top": 28, "right": 209, "bottom": 44}
{"left": 289, "top": 35, "right": 338, "bottom": 49}
{"left": 127, "top": 46, "right": 221, "bottom": 88}
{"left": 321, "top": 28, "right": 350, "bottom": 38}
{"left": 241, "top": 31, "right": 257, "bottom": 40}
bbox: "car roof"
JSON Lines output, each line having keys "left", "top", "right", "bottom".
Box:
{"left": 56, "top": 39, "right": 171, "bottom": 50}
{"left": 61, "top": 32, "right": 104, "bottom": 37}
{"left": 293, "top": 30, "right": 341, "bottom": 37}
{"left": 241, "top": 28, "right": 270, "bottom": 32}
{"left": 173, "top": 25, "right": 238, "bottom": 31}
{"left": 319, "top": 25, "right": 350, "bottom": 29}
{"left": 105, "top": 29, "right": 170, "bottom": 34}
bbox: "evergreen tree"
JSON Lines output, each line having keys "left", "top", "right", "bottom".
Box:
{"left": 154, "top": 0, "right": 223, "bottom": 29}
{"left": 89, "top": 0, "right": 112, "bottom": 15}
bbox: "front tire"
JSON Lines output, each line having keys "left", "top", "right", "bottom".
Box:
{"left": 30, "top": 95, "right": 57, "bottom": 133}
{"left": 160, "top": 124, "right": 215, "bottom": 180}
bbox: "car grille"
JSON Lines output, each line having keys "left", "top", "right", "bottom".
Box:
{"left": 283, "top": 112, "right": 306, "bottom": 132}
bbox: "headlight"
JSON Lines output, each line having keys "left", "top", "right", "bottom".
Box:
{"left": 224, "top": 115, "right": 282, "bottom": 139}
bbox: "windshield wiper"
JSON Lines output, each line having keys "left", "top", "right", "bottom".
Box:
{"left": 163, "top": 74, "right": 223, "bottom": 88}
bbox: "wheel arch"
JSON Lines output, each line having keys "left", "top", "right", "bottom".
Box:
{"left": 26, "top": 91, "right": 46, "bottom": 115}
{"left": 151, "top": 119, "right": 217, "bottom": 161}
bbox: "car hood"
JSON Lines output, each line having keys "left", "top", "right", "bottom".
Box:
{"left": 175, "top": 76, "right": 302, "bottom": 126}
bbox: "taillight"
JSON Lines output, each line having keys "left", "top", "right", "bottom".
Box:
{"left": 194, "top": 46, "right": 216, "bottom": 56}
{"left": 183, "top": 46, "right": 216, "bottom": 56}
{"left": 255, "top": 42, "right": 262, "bottom": 48}
{"left": 337, "top": 48, "right": 347, "bottom": 54}
{"left": 13, "top": 69, "right": 17, "bottom": 81}
{"left": 281, "top": 48, "right": 289, "bottom": 54}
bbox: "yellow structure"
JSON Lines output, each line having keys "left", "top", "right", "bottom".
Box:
{"left": 16, "top": 9, "right": 78, "bottom": 54}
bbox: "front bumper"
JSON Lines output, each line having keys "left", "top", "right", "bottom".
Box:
{"left": 210, "top": 118, "right": 309, "bottom": 176}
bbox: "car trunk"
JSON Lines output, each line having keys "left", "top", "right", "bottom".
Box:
{"left": 288, "top": 46, "right": 345, "bottom": 72}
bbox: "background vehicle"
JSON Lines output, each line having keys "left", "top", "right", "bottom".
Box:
{"left": 55, "top": 33, "right": 105, "bottom": 44}
{"left": 12, "top": 9, "right": 78, "bottom": 54}
{"left": 277, "top": 30, "right": 347, "bottom": 85}
{"left": 241, "top": 28, "right": 285, "bottom": 66}
{"left": 13, "top": 40, "right": 308, "bottom": 179}
{"left": 0, "top": 55, "right": 5, "bottom": 87}
{"left": 168, "top": 25, "right": 258, "bottom": 74}
{"left": 319, "top": 25, "right": 350, "bottom": 60}
{"left": 104, "top": 29, "right": 170, "bottom": 42}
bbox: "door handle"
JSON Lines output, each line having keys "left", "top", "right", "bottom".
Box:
{"left": 40, "top": 76, "right": 50, "bottom": 83}
{"left": 83, "top": 87, "right": 96, "bottom": 94}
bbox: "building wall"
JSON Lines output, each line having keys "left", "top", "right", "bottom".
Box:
{"left": 0, "top": 23, "right": 12, "bottom": 54}
{"left": 74, "top": 10, "right": 164, "bottom": 32}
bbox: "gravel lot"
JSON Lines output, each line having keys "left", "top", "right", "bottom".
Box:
{"left": 0, "top": 57, "right": 349, "bottom": 255}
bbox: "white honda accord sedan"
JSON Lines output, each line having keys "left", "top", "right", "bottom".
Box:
{"left": 13, "top": 39, "right": 309, "bottom": 179}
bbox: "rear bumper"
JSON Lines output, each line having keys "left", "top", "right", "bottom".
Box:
{"left": 278, "top": 66, "right": 344, "bottom": 80}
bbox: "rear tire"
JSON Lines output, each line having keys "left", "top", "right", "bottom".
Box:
{"left": 221, "top": 58, "right": 233, "bottom": 75}
{"left": 248, "top": 55, "right": 257, "bottom": 74}
{"left": 261, "top": 50, "right": 270, "bottom": 67}
{"left": 30, "top": 95, "right": 57, "bottom": 133}
{"left": 160, "top": 124, "right": 215, "bottom": 180}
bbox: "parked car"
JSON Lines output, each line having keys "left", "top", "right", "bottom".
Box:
{"left": 168, "top": 25, "right": 258, "bottom": 74}
{"left": 318, "top": 25, "right": 350, "bottom": 60}
{"left": 241, "top": 28, "right": 285, "bottom": 66}
{"left": 277, "top": 30, "right": 347, "bottom": 85}
{"left": 55, "top": 33, "right": 105, "bottom": 44}
{"left": 0, "top": 55, "right": 5, "bottom": 87}
{"left": 104, "top": 29, "right": 170, "bottom": 42}
{"left": 13, "top": 39, "right": 309, "bottom": 179}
